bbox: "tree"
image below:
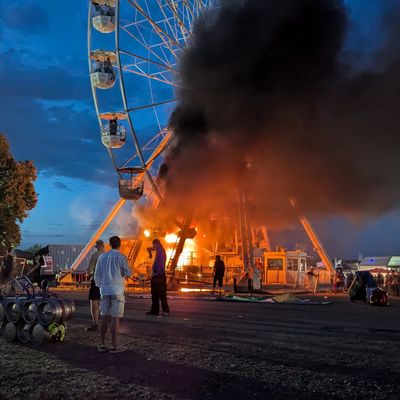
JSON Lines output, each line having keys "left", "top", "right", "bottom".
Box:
{"left": 25, "top": 243, "right": 43, "bottom": 256}
{"left": 0, "top": 134, "right": 37, "bottom": 247}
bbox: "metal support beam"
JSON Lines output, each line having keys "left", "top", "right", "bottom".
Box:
{"left": 290, "top": 198, "right": 335, "bottom": 272}
{"left": 68, "top": 197, "right": 127, "bottom": 273}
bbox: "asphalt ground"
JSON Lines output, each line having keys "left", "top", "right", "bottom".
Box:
{"left": 1, "top": 292, "right": 400, "bottom": 400}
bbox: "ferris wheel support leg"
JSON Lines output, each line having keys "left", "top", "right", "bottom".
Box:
{"left": 66, "top": 198, "right": 127, "bottom": 275}
{"left": 289, "top": 198, "right": 335, "bottom": 273}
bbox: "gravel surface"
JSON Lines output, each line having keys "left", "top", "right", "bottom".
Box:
{"left": 1, "top": 292, "right": 399, "bottom": 400}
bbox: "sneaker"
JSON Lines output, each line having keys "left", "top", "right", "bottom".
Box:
{"left": 146, "top": 311, "right": 159, "bottom": 315}
{"left": 161, "top": 312, "right": 169, "bottom": 316}
{"left": 109, "top": 345, "right": 127, "bottom": 354}
{"left": 97, "top": 345, "right": 108, "bottom": 353}
{"left": 86, "top": 325, "right": 98, "bottom": 332}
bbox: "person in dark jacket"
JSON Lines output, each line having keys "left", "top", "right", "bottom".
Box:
{"left": 2, "top": 248, "right": 14, "bottom": 282}
{"left": 212, "top": 255, "right": 225, "bottom": 295}
{"left": 146, "top": 239, "right": 169, "bottom": 316}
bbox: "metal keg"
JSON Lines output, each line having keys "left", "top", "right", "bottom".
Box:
{"left": 17, "top": 321, "right": 34, "bottom": 343}
{"left": 21, "top": 299, "right": 39, "bottom": 323}
{"left": 1, "top": 322, "right": 17, "bottom": 342}
{"left": 0, "top": 299, "right": 4, "bottom": 322}
{"left": 37, "top": 299, "right": 63, "bottom": 325}
{"left": 31, "top": 323, "right": 52, "bottom": 346}
{"left": 58, "top": 298, "right": 75, "bottom": 321}
{"left": 5, "top": 298, "right": 23, "bottom": 323}
{"left": 37, "top": 298, "right": 75, "bottom": 325}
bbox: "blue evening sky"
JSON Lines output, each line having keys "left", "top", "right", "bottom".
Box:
{"left": 1, "top": 0, "right": 399, "bottom": 258}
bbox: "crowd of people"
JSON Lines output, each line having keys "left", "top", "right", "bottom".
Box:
{"left": 332, "top": 268, "right": 400, "bottom": 296}
{"left": 376, "top": 272, "right": 400, "bottom": 297}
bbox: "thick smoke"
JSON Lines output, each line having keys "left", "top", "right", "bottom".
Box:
{"left": 161, "top": 0, "right": 400, "bottom": 228}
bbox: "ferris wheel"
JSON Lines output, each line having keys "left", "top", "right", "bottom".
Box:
{"left": 87, "top": 0, "right": 216, "bottom": 205}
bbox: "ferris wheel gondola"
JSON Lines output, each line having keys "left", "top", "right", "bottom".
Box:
{"left": 88, "top": 0, "right": 216, "bottom": 203}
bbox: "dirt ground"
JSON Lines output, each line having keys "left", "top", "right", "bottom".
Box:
{"left": 1, "top": 292, "right": 400, "bottom": 400}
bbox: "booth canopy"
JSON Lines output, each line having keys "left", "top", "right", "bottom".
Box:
{"left": 100, "top": 112, "right": 127, "bottom": 120}
{"left": 90, "top": 50, "right": 117, "bottom": 62}
{"left": 358, "top": 256, "right": 400, "bottom": 271}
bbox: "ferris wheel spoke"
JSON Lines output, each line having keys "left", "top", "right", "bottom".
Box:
{"left": 163, "top": 0, "right": 193, "bottom": 45}
{"left": 119, "top": 48, "right": 178, "bottom": 73}
{"left": 117, "top": 128, "right": 172, "bottom": 170}
{"left": 127, "top": 0, "right": 183, "bottom": 59}
{"left": 155, "top": 0, "right": 186, "bottom": 48}
{"left": 182, "top": 0, "right": 196, "bottom": 22}
{"left": 119, "top": 25, "right": 174, "bottom": 67}
{"left": 121, "top": 65, "right": 180, "bottom": 87}
{"left": 127, "top": 98, "right": 177, "bottom": 113}
{"left": 144, "top": 129, "right": 174, "bottom": 168}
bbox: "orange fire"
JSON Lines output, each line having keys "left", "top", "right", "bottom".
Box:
{"left": 164, "top": 232, "right": 197, "bottom": 267}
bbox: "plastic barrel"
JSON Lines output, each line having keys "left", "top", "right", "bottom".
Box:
{"left": 21, "top": 299, "right": 39, "bottom": 323}
{"left": 17, "top": 321, "right": 34, "bottom": 343}
{"left": 31, "top": 323, "right": 52, "bottom": 346}
{"left": 5, "top": 299, "right": 22, "bottom": 323}
{"left": 1, "top": 322, "right": 17, "bottom": 342}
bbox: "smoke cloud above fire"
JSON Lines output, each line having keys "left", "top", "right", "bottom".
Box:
{"left": 160, "top": 0, "right": 400, "bottom": 228}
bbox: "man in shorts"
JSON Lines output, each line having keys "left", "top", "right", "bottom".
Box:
{"left": 86, "top": 240, "right": 105, "bottom": 331}
{"left": 94, "top": 236, "right": 131, "bottom": 353}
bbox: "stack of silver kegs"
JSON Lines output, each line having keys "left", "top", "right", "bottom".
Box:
{"left": 0, "top": 295, "right": 75, "bottom": 345}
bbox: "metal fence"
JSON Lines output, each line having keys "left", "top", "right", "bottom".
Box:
{"left": 48, "top": 244, "right": 96, "bottom": 272}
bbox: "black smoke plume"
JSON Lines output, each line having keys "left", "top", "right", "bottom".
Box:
{"left": 161, "top": 0, "right": 400, "bottom": 227}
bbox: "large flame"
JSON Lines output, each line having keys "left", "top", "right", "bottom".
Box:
{"left": 164, "top": 233, "right": 197, "bottom": 268}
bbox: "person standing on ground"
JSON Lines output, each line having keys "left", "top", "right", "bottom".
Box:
{"left": 86, "top": 240, "right": 105, "bottom": 331}
{"left": 94, "top": 236, "right": 131, "bottom": 353}
{"left": 146, "top": 239, "right": 169, "bottom": 316}
{"left": 212, "top": 255, "right": 225, "bottom": 295}
{"left": 333, "top": 269, "right": 344, "bottom": 293}
{"left": 1, "top": 248, "right": 14, "bottom": 282}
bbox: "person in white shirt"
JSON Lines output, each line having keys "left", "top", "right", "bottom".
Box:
{"left": 94, "top": 236, "right": 131, "bottom": 353}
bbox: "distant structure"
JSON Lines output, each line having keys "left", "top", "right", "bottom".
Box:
{"left": 358, "top": 256, "right": 400, "bottom": 272}
{"left": 49, "top": 244, "right": 96, "bottom": 272}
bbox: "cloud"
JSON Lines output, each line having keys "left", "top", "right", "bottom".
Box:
{"left": 79, "top": 221, "right": 102, "bottom": 232}
{"left": 0, "top": 1, "right": 49, "bottom": 34}
{"left": 0, "top": 50, "right": 91, "bottom": 102}
{"left": 23, "top": 233, "right": 65, "bottom": 238}
{"left": 53, "top": 180, "right": 73, "bottom": 191}
{"left": 1, "top": 46, "right": 164, "bottom": 186}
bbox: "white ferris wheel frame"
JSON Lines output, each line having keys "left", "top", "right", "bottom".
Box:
{"left": 87, "top": 0, "right": 216, "bottom": 203}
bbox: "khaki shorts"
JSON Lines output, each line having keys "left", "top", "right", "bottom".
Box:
{"left": 100, "top": 294, "right": 125, "bottom": 318}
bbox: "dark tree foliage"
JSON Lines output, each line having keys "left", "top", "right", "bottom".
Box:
{"left": 0, "top": 134, "right": 37, "bottom": 247}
